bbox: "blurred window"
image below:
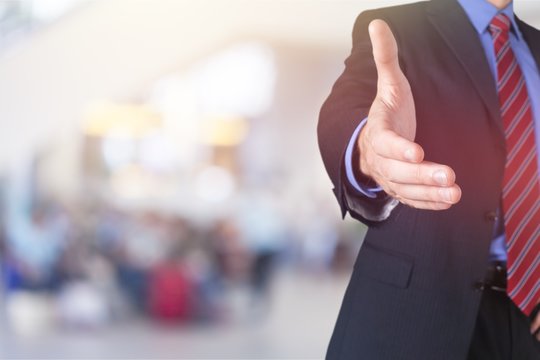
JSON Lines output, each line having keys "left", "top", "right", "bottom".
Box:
{"left": 0, "top": 0, "right": 86, "bottom": 51}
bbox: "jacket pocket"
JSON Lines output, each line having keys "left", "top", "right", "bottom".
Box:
{"left": 355, "top": 243, "right": 414, "bottom": 289}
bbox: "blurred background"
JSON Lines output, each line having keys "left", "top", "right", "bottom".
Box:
{"left": 0, "top": 0, "right": 538, "bottom": 358}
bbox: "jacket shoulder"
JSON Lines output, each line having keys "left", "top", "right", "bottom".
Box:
{"left": 354, "top": 1, "right": 429, "bottom": 26}
{"left": 517, "top": 17, "right": 540, "bottom": 37}
{"left": 351, "top": 1, "right": 430, "bottom": 46}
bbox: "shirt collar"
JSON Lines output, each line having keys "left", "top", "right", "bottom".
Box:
{"left": 456, "top": 0, "right": 523, "bottom": 41}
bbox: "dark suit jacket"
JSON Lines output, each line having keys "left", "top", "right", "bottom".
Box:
{"left": 317, "top": 0, "right": 540, "bottom": 359}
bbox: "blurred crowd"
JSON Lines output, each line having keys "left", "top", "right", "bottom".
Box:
{"left": 0, "top": 194, "right": 359, "bottom": 334}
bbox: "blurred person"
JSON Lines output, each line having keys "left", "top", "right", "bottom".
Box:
{"left": 301, "top": 216, "right": 339, "bottom": 272}
{"left": 329, "top": 228, "right": 359, "bottom": 274}
{"left": 115, "top": 211, "right": 170, "bottom": 313}
{"left": 238, "top": 191, "right": 286, "bottom": 307}
{"left": 5, "top": 204, "right": 68, "bottom": 291}
{"left": 183, "top": 246, "right": 221, "bottom": 323}
{"left": 211, "top": 218, "right": 251, "bottom": 284}
{"left": 94, "top": 206, "right": 127, "bottom": 258}
{"left": 147, "top": 250, "right": 194, "bottom": 323}
{"left": 293, "top": 195, "right": 347, "bottom": 272}
{"left": 56, "top": 278, "right": 109, "bottom": 329}
{"left": 318, "top": 0, "right": 540, "bottom": 359}
{"left": 207, "top": 218, "right": 255, "bottom": 322}
{"left": 57, "top": 251, "right": 129, "bottom": 327}
{"left": 0, "top": 223, "right": 6, "bottom": 259}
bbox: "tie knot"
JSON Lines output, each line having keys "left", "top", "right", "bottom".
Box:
{"left": 490, "top": 13, "right": 511, "bottom": 35}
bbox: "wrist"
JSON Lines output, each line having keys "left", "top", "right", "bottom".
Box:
{"left": 355, "top": 128, "right": 379, "bottom": 188}
{"left": 357, "top": 125, "right": 373, "bottom": 178}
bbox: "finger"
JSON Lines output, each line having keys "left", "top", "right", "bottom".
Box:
{"left": 375, "top": 158, "right": 457, "bottom": 187}
{"left": 389, "top": 183, "right": 462, "bottom": 204}
{"left": 531, "top": 312, "right": 540, "bottom": 334}
{"left": 369, "top": 19, "right": 404, "bottom": 86}
{"left": 369, "top": 128, "right": 424, "bottom": 163}
{"left": 396, "top": 199, "right": 453, "bottom": 211}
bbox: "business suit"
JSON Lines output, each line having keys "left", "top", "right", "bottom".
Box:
{"left": 317, "top": 0, "right": 540, "bottom": 359}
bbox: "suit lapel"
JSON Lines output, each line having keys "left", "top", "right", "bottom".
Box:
{"left": 426, "top": 0, "right": 503, "bottom": 136}
{"left": 517, "top": 18, "right": 540, "bottom": 73}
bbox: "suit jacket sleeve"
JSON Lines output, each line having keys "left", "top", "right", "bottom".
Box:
{"left": 317, "top": 10, "right": 400, "bottom": 227}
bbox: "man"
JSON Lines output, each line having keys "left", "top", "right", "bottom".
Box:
{"left": 317, "top": 0, "right": 540, "bottom": 358}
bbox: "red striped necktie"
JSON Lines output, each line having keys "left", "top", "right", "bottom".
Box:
{"left": 489, "top": 13, "right": 540, "bottom": 316}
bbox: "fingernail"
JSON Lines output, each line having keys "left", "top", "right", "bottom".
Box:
{"left": 404, "top": 149, "right": 415, "bottom": 161}
{"left": 439, "top": 188, "right": 452, "bottom": 203}
{"left": 434, "top": 170, "right": 448, "bottom": 186}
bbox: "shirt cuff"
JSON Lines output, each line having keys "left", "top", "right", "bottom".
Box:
{"left": 344, "top": 118, "right": 383, "bottom": 198}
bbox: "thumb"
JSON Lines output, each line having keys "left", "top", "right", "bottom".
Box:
{"left": 369, "top": 19, "right": 404, "bottom": 86}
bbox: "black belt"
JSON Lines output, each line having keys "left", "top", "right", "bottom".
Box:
{"left": 476, "top": 262, "right": 507, "bottom": 292}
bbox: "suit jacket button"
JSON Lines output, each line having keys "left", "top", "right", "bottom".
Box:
{"left": 484, "top": 211, "right": 498, "bottom": 222}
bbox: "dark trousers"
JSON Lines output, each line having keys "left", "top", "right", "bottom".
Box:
{"left": 467, "top": 288, "right": 540, "bottom": 360}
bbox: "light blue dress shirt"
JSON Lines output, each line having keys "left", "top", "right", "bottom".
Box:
{"left": 345, "top": 0, "right": 540, "bottom": 261}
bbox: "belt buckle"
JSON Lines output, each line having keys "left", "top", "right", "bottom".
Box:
{"left": 486, "top": 263, "right": 507, "bottom": 292}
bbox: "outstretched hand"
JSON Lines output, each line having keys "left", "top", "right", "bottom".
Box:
{"left": 357, "top": 19, "right": 462, "bottom": 210}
